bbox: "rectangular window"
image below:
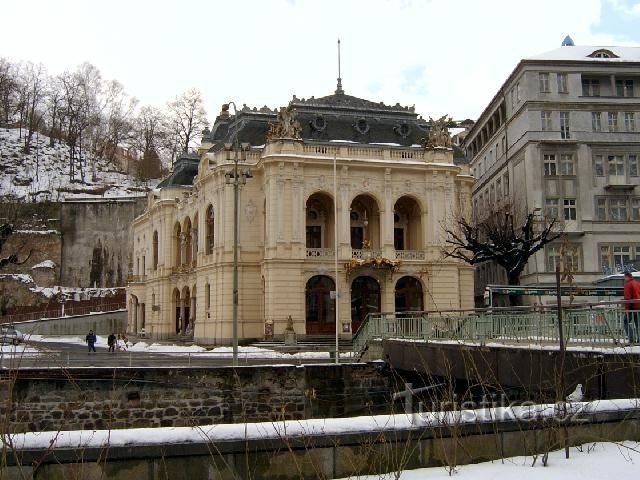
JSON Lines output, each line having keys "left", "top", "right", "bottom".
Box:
{"left": 632, "top": 198, "right": 640, "bottom": 221}
{"left": 582, "top": 79, "right": 600, "bottom": 96}
{"left": 539, "top": 72, "right": 550, "bottom": 92}
{"left": 541, "top": 111, "right": 552, "bottom": 131}
{"left": 616, "top": 79, "right": 634, "bottom": 97}
{"left": 594, "top": 155, "right": 604, "bottom": 176}
{"left": 557, "top": 73, "right": 568, "bottom": 93}
{"left": 547, "top": 245, "right": 581, "bottom": 273}
{"left": 306, "top": 226, "right": 322, "bottom": 248}
{"left": 629, "top": 155, "right": 638, "bottom": 177}
{"left": 596, "top": 198, "right": 607, "bottom": 220}
{"left": 563, "top": 198, "right": 577, "bottom": 220}
{"left": 559, "top": 154, "right": 575, "bottom": 175}
{"left": 496, "top": 178, "right": 502, "bottom": 198}
{"left": 608, "top": 155, "right": 625, "bottom": 175}
{"left": 545, "top": 198, "right": 559, "bottom": 218}
{"left": 544, "top": 154, "right": 557, "bottom": 176}
{"left": 624, "top": 112, "right": 636, "bottom": 131}
{"left": 608, "top": 112, "right": 619, "bottom": 132}
{"left": 592, "top": 112, "right": 602, "bottom": 132}
{"left": 560, "top": 112, "right": 570, "bottom": 139}
{"left": 613, "top": 245, "right": 633, "bottom": 269}
{"left": 609, "top": 198, "right": 628, "bottom": 221}
{"left": 503, "top": 173, "right": 509, "bottom": 196}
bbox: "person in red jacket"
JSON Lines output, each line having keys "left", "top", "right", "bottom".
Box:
{"left": 623, "top": 271, "right": 640, "bottom": 343}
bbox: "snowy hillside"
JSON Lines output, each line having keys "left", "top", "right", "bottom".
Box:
{"left": 0, "top": 128, "right": 160, "bottom": 201}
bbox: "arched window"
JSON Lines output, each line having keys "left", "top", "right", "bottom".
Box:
{"left": 152, "top": 231, "right": 159, "bottom": 270}
{"left": 206, "top": 205, "right": 214, "bottom": 254}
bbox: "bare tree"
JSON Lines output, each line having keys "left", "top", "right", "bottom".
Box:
{"left": 18, "top": 62, "right": 47, "bottom": 154}
{"left": 166, "top": 88, "right": 208, "bottom": 159}
{"left": 0, "top": 58, "right": 18, "bottom": 127}
{"left": 444, "top": 203, "right": 561, "bottom": 287}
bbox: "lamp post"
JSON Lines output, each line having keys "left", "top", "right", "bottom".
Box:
{"left": 222, "top": 102, "right": 252, "bottom": 366}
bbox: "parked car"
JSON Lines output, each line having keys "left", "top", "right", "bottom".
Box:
{"left": 1, "top": 326, "right": 24, "bottom": 345}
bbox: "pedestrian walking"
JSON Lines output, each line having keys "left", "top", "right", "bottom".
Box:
{"left": 86, "top": 329, "right": 97, "bottom": 353}
{"left": 107, "top": 332, "right": 116, "bottom": 353}
{"left": 624, "top": 271, "right": 640, "bottom": 343}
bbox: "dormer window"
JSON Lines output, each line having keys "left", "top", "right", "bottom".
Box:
{"left": 588, "top": 49, "right": 618, "bottom": 59}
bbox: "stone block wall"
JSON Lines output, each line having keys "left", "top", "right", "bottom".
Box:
{"left": 2, "top": 363, "right": 391, "bottom": 433}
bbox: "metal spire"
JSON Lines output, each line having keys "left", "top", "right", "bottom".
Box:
{"left": 336, "top": 39, "right": 344, "bottom": 95}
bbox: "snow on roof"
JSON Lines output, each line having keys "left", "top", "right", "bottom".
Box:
{"left": 0, "top": 273, "right": 34, "bottom": 284}
{"left": 31, "top": 260, "right": 56, "bottom": 269}
{"left": 15, "top": 229, "right": 60, "bottom": 235}
{"left": 528, "top": 45, "right": 640, "bottom": 62}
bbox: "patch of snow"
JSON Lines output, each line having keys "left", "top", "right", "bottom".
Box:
{"left": 0, "top": 273, "right": 34, "bottom": 284}
{"left": 31, "top": 260, "right": 56, "bottom": 269}
{"left": 14, "top": 230, "right": 60, "bottom": 235}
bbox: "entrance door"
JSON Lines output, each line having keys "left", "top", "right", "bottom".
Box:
{"left": 305, "top": 276, "right": 336, "bottom": 334}
{"left": 350, "top": 276, "right": 380, "bottom": 333}
{"left": 395, "top": 276, "right": 424, "bottom": 312}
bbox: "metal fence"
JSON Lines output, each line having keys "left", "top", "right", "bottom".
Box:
{"left": 353, "top": 305, "right": 635, "bottom": 354}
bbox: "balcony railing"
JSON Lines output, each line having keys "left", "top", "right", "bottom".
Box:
{"left": 306, "top": 248, "right": 335, "bottom": 258}
{"left": 395, "top": 250, "right": 426, "bottom": 260}
{"left": 352, "top": 249, "right": 383, "bottom": 259}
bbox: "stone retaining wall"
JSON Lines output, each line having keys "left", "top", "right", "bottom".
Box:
{"left": 2, "top": 363, "right": 391, "bottom": 433}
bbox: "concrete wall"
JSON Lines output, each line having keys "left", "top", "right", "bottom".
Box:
{"left": 2, "top": 363, "right": 391, "bottom": 433}
{"left": 59, "top": 198, "right": 146, "bottom": 288}
{"left": 4, "top": 409, "right": 639, "bottom": 479}
{"left": 15, "top": 311, "right": 127, "bottom": 335}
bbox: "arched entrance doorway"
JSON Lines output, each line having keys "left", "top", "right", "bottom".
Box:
{"left": 305, "top": 275, "right": 336, "bottom": 335}
{"left": 395, "top": 276, "right": 424, "bottom": 312}
{"left": 350, "top": 276, "right": 380, "bottom": 332}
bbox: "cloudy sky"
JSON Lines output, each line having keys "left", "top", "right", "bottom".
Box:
{"left": 2, "top": 0, "right": 640, "bottom": 123}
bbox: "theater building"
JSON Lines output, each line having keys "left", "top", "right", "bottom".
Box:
{"left": 127, "top": 83, "right": 474, "bottom": 342}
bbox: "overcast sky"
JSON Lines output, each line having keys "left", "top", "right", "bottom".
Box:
{"left": 2, "top": 0, "right": 640, "bottom": 123}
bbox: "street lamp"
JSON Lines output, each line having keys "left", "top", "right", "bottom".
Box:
{"left": 222, "top": 102, "right": 252, "bottom": 366}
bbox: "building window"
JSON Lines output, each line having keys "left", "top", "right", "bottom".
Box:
{"left": 582, "top": 79, "right": 600, "bottom": 96}
{"left": 632, "top": 198, "right": 640, "bottom": 221}
{"left": 560, "top": 112, "right": 570, "bottom": 139}
{"left": 592, "top": 112, "right": 602, "bottom": 132}
{"left": 600, "top": 244, "right": 637, "bottom": 274}
{"left": 559, "top": 154, "right": 575, "bottom": 175}
{"left": 152, "top": 231, "right": 158, "bottom": 270}
{"left": 205, "top": 205, "right": 214, "bottom": 254}
{"left": 547, "top": 244, "right": 581, "bottom": 272}
{"left": 545, "top": 198, "right": 559, "bottom": 218}
{"left": 496, "top": 177, "right": 502, "bottom": 198}
{"left": 563, "top": 199, "right": 577, "bottom": 220}
{"left": 539, "top": 73, "right": 550, "bottom": 93}
{"left": 557, "top": 73, "right": 568, "bottom": 93}
{"left": 616, "top": 79, "right": 634, "bottom": 97}
{"left": 596, "top": 197, "right": 640, "bottom": 221}
{"left": 503, "top": 173, "right": 509, "bottom": 197}
{"left": 624, "top": 112, "right": 636, "bottom": 132}
{"left": 608, "top": 112, "right": 619, "bottom": 132}
{"left": 544, "top": 154, "right": 557, "bottom": 176}
{"left": 608, "top": 155, "right": 625, "bottom": 175}
{"left": 541, "top": 111, "right": 552, "bottom": 131}
{"left": 205, "top": 283, "right": 210, "bottom": 309}
{"left": 609, "top": 198, "right": 628, "bottom": 221}
{"left": 594, "top": 155, "right": 604, "bottom": 177}
{"left": 629, "top": 155, "right": 638, "bottom": 177}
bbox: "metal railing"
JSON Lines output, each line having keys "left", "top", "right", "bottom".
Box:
{"left": 352, "top": 305, "right": 635, "bottom": 356}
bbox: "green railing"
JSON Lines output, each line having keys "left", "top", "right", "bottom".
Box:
{"left": 352, "top": 306, "right": 633, "bottom": 357}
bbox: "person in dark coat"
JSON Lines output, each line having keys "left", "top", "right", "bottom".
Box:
{"left": 86, "top": 330, "right": 97, "bottom": 353}
{"left": 107, "top": 332, "right": 116, "bottom": 353}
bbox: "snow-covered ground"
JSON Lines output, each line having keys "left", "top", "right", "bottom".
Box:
{"left": 17, "top": 334, "right": 352, "bottom": 360}
{"left": 0, "top": 128, "right": 158, "bottom": 201}
{"left": 337, "top": 441, "right": 640, "bottom": 479}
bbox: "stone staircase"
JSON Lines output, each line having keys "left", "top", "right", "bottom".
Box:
{"left": 250, "top": 335, "right": 353, "bottom": 354}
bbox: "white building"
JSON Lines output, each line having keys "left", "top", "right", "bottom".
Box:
{"left": 465, "top": 39, "right": 640, "bottom": 299}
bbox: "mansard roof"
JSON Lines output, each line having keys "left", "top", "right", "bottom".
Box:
{"left": 156, "top": 153, "right": 199, "bottom": 188}
{"left": 203, "top": 89, "right": 428, "bottom": 149}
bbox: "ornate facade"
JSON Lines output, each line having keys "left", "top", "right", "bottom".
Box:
{"left": 127, "top": 86, "right": 474, "bottom": 342}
